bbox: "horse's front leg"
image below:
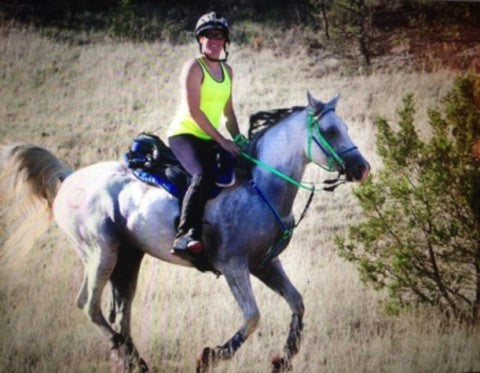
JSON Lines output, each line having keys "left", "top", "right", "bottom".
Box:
{"left": 196, "top": 262, "right": 260, "bottom": 372}
{"left": 252, "top": 258, "right": 305, "bottom": 372}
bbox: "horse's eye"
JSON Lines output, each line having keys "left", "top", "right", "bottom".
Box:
{"left": 324, "top": 127, "right": 337, "bottom": 138}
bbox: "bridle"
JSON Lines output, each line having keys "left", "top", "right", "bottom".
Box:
{"left": 239, "top": 105, "right": 359, "bottom": 192}
{"left": 306, "top": 106, "right": 358, "bottom": 173}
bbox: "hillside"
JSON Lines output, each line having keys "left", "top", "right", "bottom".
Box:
{"left": 1, "top": 1, "right": 479, "bottom": 73}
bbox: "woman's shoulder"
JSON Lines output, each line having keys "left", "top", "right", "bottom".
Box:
{"left": 180, "top": 58, "right": 203, "bottom": 80}
{"left": 182, "top": 58, "right": 202, "bottom": 72}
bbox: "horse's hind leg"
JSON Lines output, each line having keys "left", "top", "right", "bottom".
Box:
{"left": 197, "top": 263, "right": 260, "bottom": 372}
{"left": 108, "top": 245, "right": 148, "bottom": 372}
{"left": 252, "top": 258, "right": 305, "bottom": 372}
{"left": 77, "top": 241, "right": 122, "bottom": 349}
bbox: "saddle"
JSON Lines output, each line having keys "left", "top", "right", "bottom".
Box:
{"left": 124, "top": 133, "right": 236, "bottom": 201}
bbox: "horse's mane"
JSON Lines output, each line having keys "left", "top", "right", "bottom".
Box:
{"left": 248, "top": 106, "right": 305, "bottom": 140}
{"left": 238, "top": 106, "right": 305, "bottom": 173}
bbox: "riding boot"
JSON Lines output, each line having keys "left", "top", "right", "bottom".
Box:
{"left": 171, "top": 175, "right": 211, "bottom": 259}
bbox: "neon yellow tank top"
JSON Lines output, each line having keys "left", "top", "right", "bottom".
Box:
{"left": 168, "top": 58, "right": 231, "bottom": 140}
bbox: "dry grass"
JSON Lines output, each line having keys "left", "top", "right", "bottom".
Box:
{"left": 1, "top": 25, "right": 479, "bottom": 372}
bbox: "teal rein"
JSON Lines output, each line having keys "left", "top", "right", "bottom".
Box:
{"left": 239, "top": 151, "right": 319, "bottom": 192}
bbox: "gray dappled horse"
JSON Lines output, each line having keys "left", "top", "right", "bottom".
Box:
{"left": 0, "top": 93, "right": 369, "bottom": 372}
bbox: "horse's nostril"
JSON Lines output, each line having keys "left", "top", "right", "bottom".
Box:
{"left": 346, "top": 162, "right": 369, "bottom": 182}
{"left": 358, "top": 164, "right": 370, "bottom": 182}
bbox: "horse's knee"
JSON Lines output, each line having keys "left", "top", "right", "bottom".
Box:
{"left": 289, "top": 291, "right": 304, "bottom": 317}
{"left": 244, "top": 310, "right": 260, "bottom": 337}
{"left": 295, "top": 296, "right": 305, "bottom": 317}
{"left": 251, "top": 311, "right": 260, "bottom": 328}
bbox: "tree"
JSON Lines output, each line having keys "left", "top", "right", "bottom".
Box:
{"left": 329, "top": 0, "right": 374, "bottom": 66}
{"left": 336, "top": 75, "right": 480, "bottom": 323}
{"left": 307, "top": 0, "right": 331, "bottom": 40}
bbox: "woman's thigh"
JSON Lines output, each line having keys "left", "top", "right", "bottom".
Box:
{"left": 168, "top": 135, "right": 216, "bottom": 177}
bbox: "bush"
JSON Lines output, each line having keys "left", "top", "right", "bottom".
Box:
{"left": 336, "top": 75, "right": 480, "bottom": 323}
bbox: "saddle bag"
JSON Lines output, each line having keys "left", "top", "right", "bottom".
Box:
{"left": 124, "top": 133, "right": 187, "bottom": 197}
{"left": 125, "top": 132, "right": 178, "bottom": 169}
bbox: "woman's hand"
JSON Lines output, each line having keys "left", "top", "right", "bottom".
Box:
{"left": 219, "top": 138, "right": 241, "bottom": 157}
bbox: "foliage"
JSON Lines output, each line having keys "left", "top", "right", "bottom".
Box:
{"left": 1, "top": 0, "right": 479, "bottom": 71}
{"left": 336, "top": 75, "right": 480, "bottom": 323}
{"left": 326, "top": 0, "right": 378, "bottom": 66}
{"left": 106, "top": 0, "right": 189, "bottom": 42}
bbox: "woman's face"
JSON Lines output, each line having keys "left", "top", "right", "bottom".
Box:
{"left": 199, "top": 30, "right": 226, "bottom": 58}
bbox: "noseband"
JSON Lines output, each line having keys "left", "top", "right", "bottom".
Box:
{"left": 307, "top": 107, "right": 358, "bottom": 172}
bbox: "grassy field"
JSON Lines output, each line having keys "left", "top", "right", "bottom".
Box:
{"left": 1, "top": 23, "right": 480, "bottom": 372}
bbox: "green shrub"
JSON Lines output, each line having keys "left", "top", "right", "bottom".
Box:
{"left": 336, "top": 75, "right": 480, "bottom": 323}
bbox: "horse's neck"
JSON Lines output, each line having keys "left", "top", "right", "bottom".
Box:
{"left": 252, "top": 111, "right": 308, "bottom": 216}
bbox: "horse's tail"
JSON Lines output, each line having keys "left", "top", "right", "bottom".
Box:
{"left": 0, "top": 144, "right": 73, "bottom": 266}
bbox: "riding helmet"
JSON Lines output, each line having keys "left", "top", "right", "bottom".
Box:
{"left": 195, "top": 12, "right": 230, "bottom": 43}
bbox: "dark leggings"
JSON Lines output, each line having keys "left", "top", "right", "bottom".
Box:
{"left": 168, "top": 134, "right": 217, "bottom": 185}
{"left": 168, "top": 134, "right": 218, "bottom": 238}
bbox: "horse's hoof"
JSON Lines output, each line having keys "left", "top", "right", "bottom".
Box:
{"left": 196, "top": 347, "right": 215, "bottom": 373}
{"left": 271, "top": 355, "right": 292, "bottom": 372}
{"left": 138, "top": 358, "right": 149, "bottom": 373}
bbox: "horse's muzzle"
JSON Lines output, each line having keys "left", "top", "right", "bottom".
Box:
{"left": 344, "top": 154, "right": 370, "bottom": 183}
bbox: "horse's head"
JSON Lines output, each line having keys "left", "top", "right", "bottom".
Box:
{"left": 305, "top": 92, "right": 370, "bottom": 183}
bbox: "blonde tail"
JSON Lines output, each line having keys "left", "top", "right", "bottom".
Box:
{"left": 0, "top": 144, "right": 73, "bottom": 266}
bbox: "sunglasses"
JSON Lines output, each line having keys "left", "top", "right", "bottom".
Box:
{"left": 201, "top": 32, "right": 226, "bottom": 40}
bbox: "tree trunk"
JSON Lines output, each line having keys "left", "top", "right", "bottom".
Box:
{"left": 321, "top": 0, "right": 330, "bottom": 40}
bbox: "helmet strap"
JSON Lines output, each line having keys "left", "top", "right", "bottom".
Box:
{"left": 198, "top": 43, "right": 229, "bottom": 63}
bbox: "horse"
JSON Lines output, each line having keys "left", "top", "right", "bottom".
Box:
{"left": 0, "top": 92, "right": 369, "bottom": 372}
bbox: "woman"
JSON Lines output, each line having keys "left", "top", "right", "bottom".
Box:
{"left": 167, "top": 12, "right": 241, "bottom": 260}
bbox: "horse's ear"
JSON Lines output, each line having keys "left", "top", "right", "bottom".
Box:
{"left": 307, "top": 91, "right": 324, "bottom": 112}
{"left": 307, "top": 91, "right": 316, "bottom": 109}
{"left": 327, "top": 93, "right": 341, "bottom": 108}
